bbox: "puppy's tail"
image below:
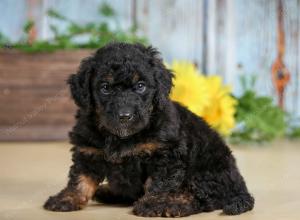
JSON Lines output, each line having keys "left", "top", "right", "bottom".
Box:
{"left": 223, "top": 194, "right": 254, "bottom": 215}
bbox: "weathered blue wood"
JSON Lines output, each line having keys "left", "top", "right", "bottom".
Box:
{"left": 0, "top": 0, "right": 27, "bottom": 42}
{"left": 0, "top": 0, "right": 299, "bottom": 116}
{"left": 284, "top": 0, "right": 300, "bottom": 115}
{"left": 41, "top": 0, "right": 133, "bottom": 40}
{"left": 136, "top": 0, "right": 204, "bottom": 68}
{"left": 297, "top": 0, "right": 300, "bottom": 115}
{"left": 233, "top": 0, "right": 299, "bottom": 115}
{"left": 234, "top": 0, "right": 277, "bottom": 97}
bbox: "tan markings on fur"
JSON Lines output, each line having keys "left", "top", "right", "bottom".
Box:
{"left": 57, "top": 189, "right": 87, "bottom": 208}
{"left": 135, "top": 193, "right": 193, "bottom": 217}
{"left": 77, "top": 175, "right": 98, "bottom": 200}
{"left": 143, "top": 192, "right": 193, "bottom": 204}
{"left": 78, "top": 147, "right": 103, "bottom": 156}
{"left": 168, "top": 193, "right": 194, "bottom": 204}
{"left": 132, "top": 72, "right": 140, "bottom": 83}
{"left": 103, "top": 74, "right": 114, "bottom": 83}
{"left": 144, "top": 177, "right": 152, "bottom": 193}
{"left": 60, "top": 190, "right": 77, "bottom": 202}
{"left": 165, "top": 210, "right": 171, "bottom": 217}
{"left": 57, "top": 176, "right": 98, "bottom": 209}
{"left": 117, "top": 142, "right": 161, "bottom": 160}
{"left": 134, "top": 142, "right": 160, "bottom": 155}
{"left": 105, "top": 142, "right": 163, "bottom": 163}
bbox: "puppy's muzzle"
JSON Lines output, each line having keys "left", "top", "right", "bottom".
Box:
{"left": 118, "top": 108, "right": 134, "bottom": 123}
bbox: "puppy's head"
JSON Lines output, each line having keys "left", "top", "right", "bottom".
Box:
{"left": 68, "top": 42, "right": 173, "bottom": 138}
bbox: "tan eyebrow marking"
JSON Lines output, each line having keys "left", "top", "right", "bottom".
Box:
{"left": 102, "top": 73, "right": 114, "bottom": 83}
{"left": 132, "top": 72, "right": 140, "bottom": 83}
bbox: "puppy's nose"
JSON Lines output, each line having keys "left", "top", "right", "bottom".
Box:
{"left": 119, "top": 110, "right": 133, "bottom": 122}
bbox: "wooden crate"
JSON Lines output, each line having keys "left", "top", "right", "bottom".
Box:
{"left": 0, "top": 49, "right": 93, "bottom": 141}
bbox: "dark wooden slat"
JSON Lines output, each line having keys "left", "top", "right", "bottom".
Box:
{"left": 0, "top": 50, "right": 93, "bottom": 87}
{"left": 0, "top": 125, "right": 71, "bottom": 141}
{"left": 0, "top": 87, "right": 76, "bottom": 125}
{"left": 0, "top": 50, "right": 93, "bottom": 141}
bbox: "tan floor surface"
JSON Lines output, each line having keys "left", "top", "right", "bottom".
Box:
{"left": 0, "top": 140, "right": 299, "bottom": 220}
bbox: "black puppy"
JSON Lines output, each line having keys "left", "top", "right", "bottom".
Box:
{"left": 44, "top": 42, "right": 254, "bottom": 217}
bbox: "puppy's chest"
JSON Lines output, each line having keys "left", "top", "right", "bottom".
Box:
{"left": 77, "top": 139, "right": 164, "bottom": 165}
{"left": 102, "top": 141, "right": 162, "bottom": 164}
{"left": 105, "top": 159, "right": 148, "bottom": 194}
{"left": 107, "top": 159, "right": 144, "bottom": 179}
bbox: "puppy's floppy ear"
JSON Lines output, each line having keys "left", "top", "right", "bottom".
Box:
{"left": 146, "top": 46, "right": 174, "bottom": 110}
{"left": 67, "top": 57, "right": 95, "bottom": 110}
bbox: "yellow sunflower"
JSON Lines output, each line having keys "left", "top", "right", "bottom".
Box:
{"left": 169, "top": 61, "right": 237, "bottom": 136}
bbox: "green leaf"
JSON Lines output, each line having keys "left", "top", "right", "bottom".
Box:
{"left": 23, "top": 20, "right": 35, "bottom": 33}
{"left": 288, "top": 126, "right": 300, "bottom": 139}
{"left": 99, "top": 3, "right": 115, "bottom": 17}
{"left": 0, "top": 32, "right": 10, "bottom": 45}
{"left": 231, "top": 79, "right": 287, "bottom": 144}
{"left": 47, "top": 9, "right": 67, "bottom": 21}
{"left": 49, "top": 24, "right": 59, "bottom": 37}
{"left": 98, "top": 22, "right": 109, "bottom": 32}
{"left": 68, "top": 23, "right": 84, "bottom": 35}
{"left": 2, "top": 2, "right": 147, "bottom": 52}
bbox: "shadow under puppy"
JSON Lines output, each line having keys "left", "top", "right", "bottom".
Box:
{"left": 44, "top": 42, "right": 254, "bottom": 217}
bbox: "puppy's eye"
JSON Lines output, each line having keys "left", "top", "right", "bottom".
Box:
{"left": 100, "top": 83, "right": 111, "bottom": 95}
{"left": 134, "top": 81, "right": 146, "bottom": 94}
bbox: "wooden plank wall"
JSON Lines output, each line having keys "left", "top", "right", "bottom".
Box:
{"left": 0, "top": 50, "right": 92, "bottom": 140}
{"left": 136, "top": 0, "right": 204, "bottom": 68}
{"left": 0, "top": 0, "right": 299, "bottom": 115}
{"left": 231, "top": 0, "right": 300, "bottom": 115}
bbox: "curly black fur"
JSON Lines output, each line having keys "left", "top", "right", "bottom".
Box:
{"left": 44, "top": 42, "right": 254, "bottom": 217}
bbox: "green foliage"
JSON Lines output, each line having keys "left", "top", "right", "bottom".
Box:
{"left": 23, "top": 20, "right": 35, "bottom": 34}
{"left": 230, "top": 76, "right": 287, "bottom": 143}
{"left": 288, "top": 127, "right": 300, "bottom": 139}
{"left": 285, "top": 116, "right": 300, "bottom": 139}
{"left": 14, "top": 41, "right": 59, "bottom": 53}
{"left": 47, "top": 8, "right": 68, "bottom": 21}
{"left": 99, "top": 3, "right": 115, "bottom": 17}
{"left": 0, "top": 3, "right": 146, "bottom": 52}
{"left": 0, "top": 32, "right": 9, "bottom": 45}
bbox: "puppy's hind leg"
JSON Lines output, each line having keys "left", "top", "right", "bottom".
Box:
{"left": 223, "top": 193, "right": 254, "bottom": 215}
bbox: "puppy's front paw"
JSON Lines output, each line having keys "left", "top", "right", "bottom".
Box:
{"left": 133, "top": 198, "right": 162, "bottom": 217}
{"left": 43, "top": 194, "right": 83, "bottom": 212}
{"left": 133, "top": 193, "right": 196, "bottom": 217}
{"left": 133, "top": 195, "right": 170, "bottom": 217}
